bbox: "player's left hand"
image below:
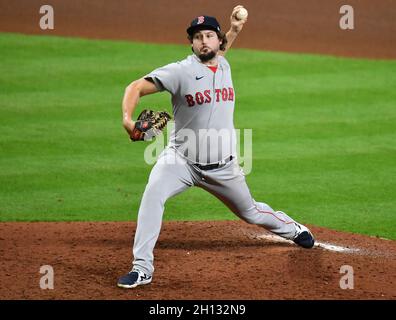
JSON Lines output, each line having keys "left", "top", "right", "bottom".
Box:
{"left": 130, "top": 109, "right": 172, "bottom": 142}
{"left": 230, "top": 5, "right": 248, "bottom": 34}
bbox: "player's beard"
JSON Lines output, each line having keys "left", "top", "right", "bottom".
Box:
{"left": 198, "top": 49, "right": 217, "bottom": 62}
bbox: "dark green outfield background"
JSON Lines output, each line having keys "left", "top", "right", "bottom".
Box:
{"left": 1, "top": 33, "right": 395, "bottom": 239}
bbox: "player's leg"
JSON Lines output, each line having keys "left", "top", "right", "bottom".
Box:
{"left": 118, "top": 148, "right": 195, "bottom": 288}
{"left": 196, "top": 160, "right": 314, "bottom": 247}
{"left": 132, "top": 149, "right": 194, "bottom": 275}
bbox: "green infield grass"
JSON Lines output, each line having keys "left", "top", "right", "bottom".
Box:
{"left": 0, "top": 33, "right": 395, "bottom": 239}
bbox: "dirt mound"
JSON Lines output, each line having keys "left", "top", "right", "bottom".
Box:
{"left": 0, "top": 221, "right": 395, "bottom": 299}
{"left": 0, "top": 0, "right": 395, "bottom": 59}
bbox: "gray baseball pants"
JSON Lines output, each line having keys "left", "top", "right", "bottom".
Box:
{"left": 132, "top": 147, "right": 299, "bottom": 276}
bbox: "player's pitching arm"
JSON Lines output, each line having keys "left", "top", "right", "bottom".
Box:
{"left": 122, "top": 78, "right": 158, "bottom": 139}
{"left": 219, "top": 5, "right": 248, "bottom": 56}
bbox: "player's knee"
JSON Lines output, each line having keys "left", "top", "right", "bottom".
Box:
{"left": 142, "top": 183, "right": 170, "bottom": 205}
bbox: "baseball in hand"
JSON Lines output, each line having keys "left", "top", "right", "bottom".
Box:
{"left": 236, "top": 7, "right": 248, "bottom": 20}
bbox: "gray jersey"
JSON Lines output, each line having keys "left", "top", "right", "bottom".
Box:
{"left": 145, "top": 54, "right": 236, "bottom": 164}
{"left": 126, "top": 55, "right": 313, "bottom": 280}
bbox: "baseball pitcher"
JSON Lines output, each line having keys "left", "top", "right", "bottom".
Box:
{"left": 118, "top": 6, "right": 315, "bottom": 289}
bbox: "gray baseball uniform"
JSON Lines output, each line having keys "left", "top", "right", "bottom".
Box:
{"left": 132, "top": 54, "right": 301, "bottom": 276}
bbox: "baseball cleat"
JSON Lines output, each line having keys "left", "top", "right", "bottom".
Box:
{"left": 293, "top": 223, "right": 315, "bottom": 249}
{"left": 117, "top": 269, "right": 152, "bottom": 289}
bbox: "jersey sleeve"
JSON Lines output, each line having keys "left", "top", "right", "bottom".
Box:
{"left": 144, "top": 62, "right": 181, "bottom": 95}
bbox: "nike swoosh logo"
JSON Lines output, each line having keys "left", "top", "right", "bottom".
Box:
{"left": 195, "top": 76, "right": 204, "bottom": 80}
{"left": 140, "top": 274, "right": 151, "bottom": 281}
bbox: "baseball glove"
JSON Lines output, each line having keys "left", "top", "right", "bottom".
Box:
{"left": 130, "top": 109, "right": 172, "bottom": 141}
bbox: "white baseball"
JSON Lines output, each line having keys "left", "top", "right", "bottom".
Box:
{"left": 236, "top": 7, "right": 248, "bottom": 20}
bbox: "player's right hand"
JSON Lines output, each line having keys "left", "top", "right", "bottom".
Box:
{"left": 230, "top": 5, "right": 248, "bottom": 33}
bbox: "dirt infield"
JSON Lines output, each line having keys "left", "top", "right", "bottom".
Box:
{"left": 1, "top": 0, "right": 395, "bottom": 301}
{"left": 0, "top": 221, "right": 395, "bottom": 300}
{"left": 0, "top": 0, "right": 395, "bottom": 59}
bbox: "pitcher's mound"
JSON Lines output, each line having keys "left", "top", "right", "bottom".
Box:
{"left": 0, "top": 221, "right": 395, "bottom": 299}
